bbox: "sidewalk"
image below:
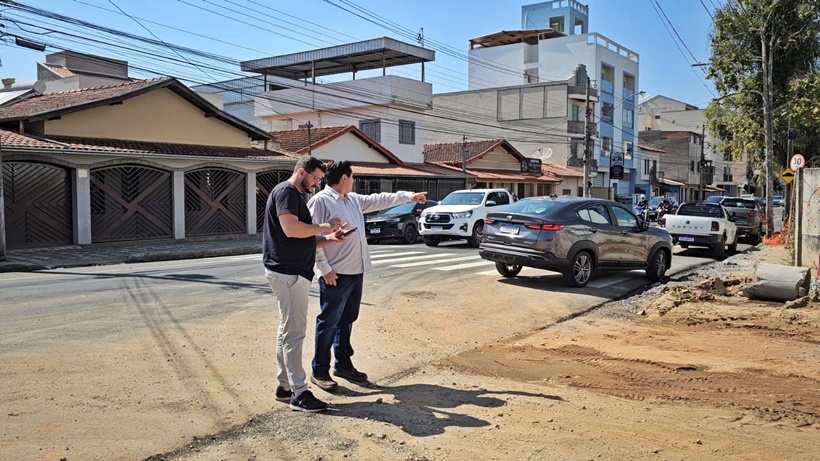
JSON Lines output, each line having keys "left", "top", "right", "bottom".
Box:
{"left": 0, "top": 235, "right": 263, "bottom": 273}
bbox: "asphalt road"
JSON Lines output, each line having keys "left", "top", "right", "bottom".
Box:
{"left": 0, "top": 233, "right": 758, "bottom": 353}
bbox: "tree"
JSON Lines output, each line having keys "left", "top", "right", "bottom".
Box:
{"left": 706, "top": 0, "right": 820, "bottom": 236}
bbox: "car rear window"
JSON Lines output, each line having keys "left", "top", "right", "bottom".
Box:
{"left": 677, "top": 204, "right": 724, "bottom": 217}
{"left": 499, "top": 199, "right": 560, "bottom": 215}
{"left": 721, "top": 199, "right": 756, "bottom": 209}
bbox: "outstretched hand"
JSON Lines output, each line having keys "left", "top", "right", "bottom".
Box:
{"left": 411, "top": 192, "right": 427, "bottom": 204}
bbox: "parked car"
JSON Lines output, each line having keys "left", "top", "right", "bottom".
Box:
{"left": 660, "top": 202, "right": 738, "bottom": 258}
{"left": 365, "top": 201, "right": 438, "bottom": 244}
{"left": 719, "top": 197, "right": 763, "bottom": 244}
{"left": 478, "top": 197, "right": 673, "bottom": 288}
{"left": 704, "top": 195, "right": 725, "bottom": 204}
{"left": 419, "top": 189, "right": 515, "bottom": 247}
{"left": 772, "top": 195, "right": 784, "bottom": 207}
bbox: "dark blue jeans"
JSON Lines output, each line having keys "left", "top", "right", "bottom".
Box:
{"left": 312, "top": 273, "right": 363, "bottom": 377}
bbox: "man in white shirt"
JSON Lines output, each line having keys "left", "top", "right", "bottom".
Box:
{"left": 307, "top": 160, "right": 427, "bottom": 390}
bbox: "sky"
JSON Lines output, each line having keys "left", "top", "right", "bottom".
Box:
{"left": 0, "top": 0, "right": 718, "bottom": 108}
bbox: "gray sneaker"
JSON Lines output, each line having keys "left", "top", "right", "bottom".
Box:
{"left": 289, "top": 390, "right": 328, "bottom": 413}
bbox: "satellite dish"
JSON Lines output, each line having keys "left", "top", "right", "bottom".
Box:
{"left": 532, "top": 147, "right": 553, "bottom": 160}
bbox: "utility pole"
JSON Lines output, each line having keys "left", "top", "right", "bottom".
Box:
{"left": 298, "top": 122, "right": 314, "bottom": 155}
{"left": 698, "top": 124, "right": 706, "bottom": 201}
{"left": 786, "top": 123, "right": 795, "bottom": 221}
{"left": 582, "top": 76, "right": 592, "bottom": 198}
{"left": 461, "top": 135, "right": 467, "bottom": 174}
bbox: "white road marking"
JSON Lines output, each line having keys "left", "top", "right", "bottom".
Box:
{"left": 390, "top": 255, "right": 480, "bottom": 268}
{"left": 371, "top": 253, "right": 457, "bottom": 265}
{"left": 434, "top": 260, "right": 494, "bottom": 271}
{"left": 369, "top": 252, "right": 423, "bottom": 259}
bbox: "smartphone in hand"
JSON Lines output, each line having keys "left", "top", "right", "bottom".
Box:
{"left": 341, "top": 227, "right": 358, "bottom": 236}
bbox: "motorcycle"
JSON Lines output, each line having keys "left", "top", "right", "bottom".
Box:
{"left": 634, "top": 203, "right": 649, "bottom": 222}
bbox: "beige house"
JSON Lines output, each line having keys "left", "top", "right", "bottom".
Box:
{"left": 424, "top": 139, "right": 561, "bottom": 198}
{"left": 0, "top": 77, "right": 295, "bottom": 249}
{"left": 270, "top": 125, "right": 471, "bottom": 200}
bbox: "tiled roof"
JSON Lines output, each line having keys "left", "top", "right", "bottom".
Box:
{"left": 271, "top": 125, "right": 402, "bottom": 163}
{"left": 0, "top": 78, "right": 172, "bottom": 121}
{"left": 541, "top": 164, "right": 583, "bottom": 178}
{"left": 423, "top": 139, "right": 511, "bottom": 163}
{"left": 429, "top": 162, "right": 561, "bottom": 183}
{"left": 1, "top": 130, "right": 289, "bottom": 159}
{"left": 638, "top": 144, "right": 665, "bottom": 153}
{"left": 659, "top": 131, "right": 694, "bottom": 140}
{"left": 351, "top": 162, "right": 472, "bottom": 178}
{"left": 41, "top": 63, "right": 76, "bottom": 78}
{"left": 0, "top": 77, "right": 272, "bottom": 140}
{"left": 271, "top": 126, "right": 348, "bottom": 152}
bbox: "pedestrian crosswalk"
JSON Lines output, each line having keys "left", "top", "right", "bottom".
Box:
{"left": 366, "top": 244, "right": 648, "bottom": 289}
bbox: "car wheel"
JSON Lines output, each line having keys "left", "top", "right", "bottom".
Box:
{"left": 728, "top": 236, "right": 738, "bottom": 253}
{"left": 423, "top": 235, "right": 440, "bottom": 247}
{"left": 712, "top": 235, "right": 726, "bottom": 259}
{"left": 564, "top": 251, "right": 593, "bottom": 287}
{"left": 495, "top": 262, "right": 522, "bottom": 277}
{"left": 646, "top": 249, "right": 668, "bottom": 282}
{"left": 403, "top": 225, "right": 417, "bottom": 244}
{"left": 468, "top": 221, "right": 484, "bottom": 248}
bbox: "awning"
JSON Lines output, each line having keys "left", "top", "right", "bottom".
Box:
{"left": 705, "top": 185, "right": 724, "bottom": 192}
{"left": 656, "top": 178, "right": 685, "bottom": 187}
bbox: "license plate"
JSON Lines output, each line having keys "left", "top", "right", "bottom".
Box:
{"left": 499, "top": 225, "right": 519, "bottom": 235}
{"left": 679, "top": 236, "right": 695, "bottom": 242}
{"left": 432, "top": 226, "right": 443, "bottom": 232}
{"left": 368, "top": 228, "right": 381, "bottom": 234}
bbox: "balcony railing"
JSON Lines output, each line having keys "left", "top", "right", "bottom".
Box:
{"left": 600, "top": 80, "right": 614, "bottom": 95}
{"left": 567, "top": 85, "right": 599, "bottom": 99}
{"left": 567, "top": 120, "right": 597, "bottom": 136}
{"left": 722, "top": 174, "right": 734, "bottom": 182}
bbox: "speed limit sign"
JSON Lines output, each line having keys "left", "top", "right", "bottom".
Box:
{"left": 790, "top": 153, "right": 806, "bottom": 172}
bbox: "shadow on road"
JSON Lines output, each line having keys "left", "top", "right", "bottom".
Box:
{"left": 43, "top": 269, "right": 271, "bottom": 294}
{"left": 326, "top": 383, "right": 564, "bottom": 437}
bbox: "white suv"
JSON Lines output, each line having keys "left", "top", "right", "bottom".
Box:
{"left": 419, "top": 189, "right": 514, "bottom": 247}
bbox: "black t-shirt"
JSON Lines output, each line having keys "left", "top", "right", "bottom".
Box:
{"left": 263, "top": 181, "right": 315, "bottom": 280}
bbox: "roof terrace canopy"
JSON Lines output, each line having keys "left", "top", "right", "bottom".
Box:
{"left": 240, "top": 37, "right": 435, "bottom": 79}
{"left": 469, "top": 29, "right": 565, "bottom": 49}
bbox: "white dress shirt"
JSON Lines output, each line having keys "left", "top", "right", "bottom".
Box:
{"left": 308, "top": 185, "right": 415, "bottom": 276}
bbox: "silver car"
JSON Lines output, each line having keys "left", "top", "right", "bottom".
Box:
{"left": 478, "top": 197, "right": 673, "bottom": 287}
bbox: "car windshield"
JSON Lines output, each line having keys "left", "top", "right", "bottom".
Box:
{"left": 705, "top": 196, "right": 724, "bottom": 204}
{"left": 774, "top": 196, "right": 783, "bottom": 200}
{"left": 721, "top": 199, "right": 756, "bottom": 209}
{"left": 381, "top": 202, "right": 415, "bottom": 214}
{"left": 440, "top": 192, "right": 485, "bottom": 205}
{"left": 497, "top": 199, "right": 560, "bottom": 215}
{"left": 678, "top": 204, "right": 724, "bottom": 217}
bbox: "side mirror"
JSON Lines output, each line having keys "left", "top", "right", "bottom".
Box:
{"left": 486, "top": 200, "right": 497, "bottom": 207}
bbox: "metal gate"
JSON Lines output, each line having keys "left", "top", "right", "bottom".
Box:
{"left": 90, "top": 165, "right": 172, "bottom": 242}
{"left": 2, "top": 161, "right": 73, "bottom": 249}
{"left": 185, "top": 168, "right": 246, "bottom": 236}
{"left": 256, "top": 170, "right": 291, "bottom": 232}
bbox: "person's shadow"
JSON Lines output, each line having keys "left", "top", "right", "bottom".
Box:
{"left": 324, "top": 383, "right": 564, "bottom": 437}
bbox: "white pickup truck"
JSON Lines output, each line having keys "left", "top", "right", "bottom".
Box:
{"left": 660, "top": 202, "right": 738, "bottom": 258}
{"left": 419, "top": 188, "right": 515, "bottom": 247}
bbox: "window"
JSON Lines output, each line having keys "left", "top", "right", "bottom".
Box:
{"left": 601, "top": 102, "right": 613, "bottom": 124}
{"left": 487, "top": 192, "right": 510, "bottom": 206}
{"left": 360, "top": 119, "right": 381, "bottom": 142}
{"left": 399, "top": 120, "right": 415, "bottom": 145}
{"left": 578, "top": 204, "right": 612, "bottom": 225}
{"left": 571, "top": 104, "right": 581, "bottom": 121}
{"left": 562, "top": 189, "right": 571, "bottom": 196}
{"left": 644, "top": 159, "right": 650, "bottom": 174}
{"left": 601, "top": 65, "right": 614, "bottom": 94}
{"left": 601, "top": 137, "right": 612, "bottom": 156}
{"left": 612, "top": 206, "right": 638, "bottom": 228}
{"left": 624, "top": 141, "right": 633, "bottom": 160}
{"left": 623, "top": 108, "right": 634, "bottom": 128}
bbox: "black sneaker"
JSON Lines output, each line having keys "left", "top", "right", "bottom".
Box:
{"left": 289, "top": 390, "right": 328, "bottom": 413}
{"left": 275, "top": 386, "right": 291, "bottom": 402}
{"left": 333, "top": 367, "right": 368, "bottom": 383}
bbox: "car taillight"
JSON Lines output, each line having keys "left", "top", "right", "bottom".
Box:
{"left": 748, "top": 211, "right": 757, "bottom": 218}
{"left": 484, "top": 219, "right": 496, "bottom": 225}
{"left": 525, "top": 223, "right": 564, "bottom": 231}
{"left": 659, "top": 217, "right": 666, "bottom": 227}
{"left": 711, "top": 221, "right": 720, "bottom": 231}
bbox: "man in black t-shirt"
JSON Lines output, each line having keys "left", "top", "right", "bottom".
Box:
{"left": 263, "top": 155, "right": 346, "bottom": 413}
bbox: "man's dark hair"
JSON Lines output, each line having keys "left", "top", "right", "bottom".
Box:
{"left": 324, "top": 160, "right": 353, "bottom": 186}
{"left": 294, "top": 155, "right": 326, "bottom": 174}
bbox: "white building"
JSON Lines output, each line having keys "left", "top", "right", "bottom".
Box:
{"left": 467, "top": 1, "right": 642, "bottom": 200}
